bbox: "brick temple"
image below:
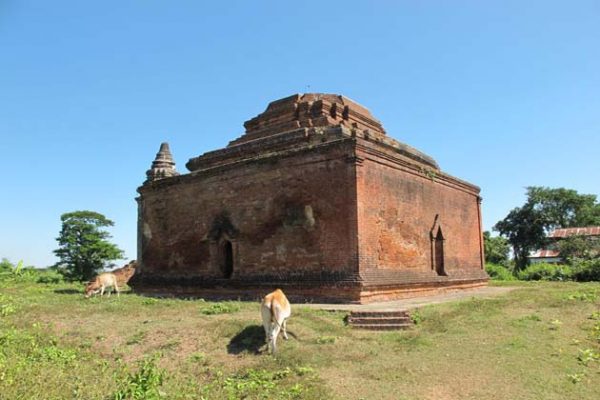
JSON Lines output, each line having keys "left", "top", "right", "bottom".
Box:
{"left": 129, "top": 94, "right": 488, "bottom": 303}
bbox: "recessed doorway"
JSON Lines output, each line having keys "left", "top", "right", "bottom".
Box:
{"left": 434, "top": 228, "right": 446, "bottom": 276}
{"left": 222, "top": 240, "right": 234, "bottom": 279}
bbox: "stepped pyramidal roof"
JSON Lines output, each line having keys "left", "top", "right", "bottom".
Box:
{"left": 186, "top": 93, "right": 439, "bottom": 173}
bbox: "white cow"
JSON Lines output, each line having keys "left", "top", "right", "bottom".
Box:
{"left": 84, "top": 272, "right": 120, "bottom": 298}
{"left": 260, "top": 289, "right": 291, "bottom": 354}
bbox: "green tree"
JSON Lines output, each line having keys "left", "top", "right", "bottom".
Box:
{"left": 557, "top": 236, "right": 600, "bottom": 263}
{"left": 483, "top": 231, "right": 510, "bottom": 265}
{"left": 0, "top": 258, "right": 12, "bottom": 273}
{"left": 526, "top": 187, "right": 600, "bottom": 229}
{"left": 494, "top": 187, "right": 600, "bottom": 271}
{"left": 53, "top": 211, "right": 124, "bottom": 281}
{"left": 494, "top": 203, "right": 545, "bottom": 270}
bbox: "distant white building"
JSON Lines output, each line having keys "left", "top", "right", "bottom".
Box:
{"left": 529, "top": 226, "right": 600, "bottom": 264}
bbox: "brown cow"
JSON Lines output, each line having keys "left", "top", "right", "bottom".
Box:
{"left": 84, "top": 272, "right": 119, "bottom": 298}
{"left": 260, "top": 289, "right": 291, "bottom": 354}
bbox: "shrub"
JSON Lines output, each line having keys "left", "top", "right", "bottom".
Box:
{"left": 485, "top": 263, "right": 515, "bottom": 281}
{"left": 558, "top": 236, "right": 600, "bottom": 262}
{"left": 200, "top": 302, "right": 240, "bottom": 315}
{"left": 113, "top": 356, "right": 165, "bottom": 400}
{"left": 483, "top": 232, "right": 510, "bottom": 265}
{"left": 570, "top": 259, "right": 600, "bottom": 282}
{"left": 0, "top": 259, "right": 40, "bottom": 283}
{"left": 36, "top": 270, "right": 64, "bottom": 284}
{"left": 0, "top": 258, "right": 12, "bottom": 272}
{"left": 410, "top": 310, "right": 423, "bottom": 324}
{"left": 0, "top": 259, "right": 21, "bottom": 281}
{"left": 517, "top": 263, "right": 572, "bottom": 281}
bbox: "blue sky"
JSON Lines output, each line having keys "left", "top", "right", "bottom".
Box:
{"left": 1, "top": 1, "right": 599, "bottom": 268}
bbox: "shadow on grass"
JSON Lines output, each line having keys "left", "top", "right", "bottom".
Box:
{"left": 227, "top": 325, "right": 300, "bottom": 355}
{"left": 53, "top": 288, "right": 134, "bottom": 296}
{"left": 53, "top": 288, "right": 81, "bottom": 294}
{"left": 227, "top": 325, "right": 265, "bottom": 354}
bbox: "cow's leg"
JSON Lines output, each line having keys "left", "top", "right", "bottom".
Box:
{"left": 100, "top": 285, "right": 105, "bottom": 297}
{"left": 282, "top": 319, "right": 288, "bottom": 340}
{"left": 115, "top": 282, "right": 120, "bottom": 297}
{"left": 260, "top": 304, "right": 272, "bottom": 352}
{"left": 270, "top": 323, "right": 281, "bottom": 354}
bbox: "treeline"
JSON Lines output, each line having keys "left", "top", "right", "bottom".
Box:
{"left": 485, "top": 186, "right": 600, "bottom": 281}
{"left": 0, "top": 258, "right": 64, "bottom": 284}
{"left": 486, "top": 260, "right": 600, "bottom": 282}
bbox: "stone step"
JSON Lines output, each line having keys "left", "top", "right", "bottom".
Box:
{"left": 350, "top": 323, "right": 413, "bottom": 331}
{"left": 349, "top": 310, "right": 410, "bottom": 318}
{"left": 346, "top": 309, "right": 415, "bottom": 330}
{"left": 347, "top": 316, "right": 412, "bottom": 325}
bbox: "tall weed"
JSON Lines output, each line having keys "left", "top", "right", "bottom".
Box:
{"left": 113, "top": 356, "right": 165, "bottom": 400}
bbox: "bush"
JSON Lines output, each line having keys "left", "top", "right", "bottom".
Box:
{"left": 0, "top": 259, "right": 65, "bottom": 284}
{"left": 0, "top": 258, "right": 12, "bottom": 272}
{"left": 571, "top": 259, "right": 600, "bottom": 282}
{"left": 558, "top": 236, "right": 600, "bottom": 262}
{"left": 0, "top": 258, "right": 20, "bottom": 281}
{"left": 517, "top": 263, "right": 572, "bottom": 281}
{"left": 35, "top": 270, "right": 65, "bottom": 284}
{"left": 200, "top": 302, "right": 240, "bottom": 315}
{"left": 483, "top": 232, "right": 510, "bottom": 265}
{"left": 113, "top": 356, "right": 165, "bottom": 400}
{"left": 0, "top": 259, "right": 39, "bottom": 283}
{"left": 485, "top": 263, "right": 515, "bottom": 281}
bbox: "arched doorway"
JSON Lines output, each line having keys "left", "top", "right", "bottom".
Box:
{"left": 221, "top": 240, "right": 234, "bottom": 279}
{"left": 434, "top": 227, "right": 446, "bottom": 276}
{"left": 207, "top": 212, "right": 238, "bottom": 279}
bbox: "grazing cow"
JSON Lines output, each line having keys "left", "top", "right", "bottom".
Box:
{"left": 84, "top": 272, "right": 119, "bottom": 298}
{"left": 261, "top": 289, "right": 291, "bottom": 354}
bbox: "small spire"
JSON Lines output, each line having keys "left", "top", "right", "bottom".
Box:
{"left": 145, "top": 142, "right": 179, "bottom": 183}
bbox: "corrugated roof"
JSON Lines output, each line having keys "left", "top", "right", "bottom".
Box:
{"left": 529, "top": 249, "right": 560, "bottom": 258}
{"left": 549, "top": 226, "right": 600, "bottom": 238}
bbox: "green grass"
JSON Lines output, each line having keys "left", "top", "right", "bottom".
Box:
{"left": 199, "top": 301, "right": 242, "bottom": 315}
{"left": 1, "top": 280, "right": 599, "bottom": 399}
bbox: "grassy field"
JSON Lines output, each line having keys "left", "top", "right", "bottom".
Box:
{"left": 1, "top": 280, "right": 599, "bottom": 400}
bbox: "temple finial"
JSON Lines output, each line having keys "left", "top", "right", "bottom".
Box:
{"left": 145, "top": 142, "right": 179, "bottom": 182}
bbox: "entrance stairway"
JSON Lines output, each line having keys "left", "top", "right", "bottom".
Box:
{"left": 346, "top": 310, "right": 413, "bottom": 330}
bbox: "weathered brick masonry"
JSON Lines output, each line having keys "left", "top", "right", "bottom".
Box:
{"left": 129, "top": 94, "right": 488, "bottom": 303}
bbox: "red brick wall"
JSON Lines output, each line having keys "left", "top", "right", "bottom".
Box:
{"left": 138, "top": 141, "right": 359, "bottom": 280}
{"left": 355, "top": 143, "right": 483, "bottom": 277}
